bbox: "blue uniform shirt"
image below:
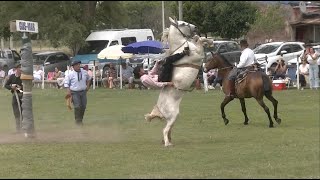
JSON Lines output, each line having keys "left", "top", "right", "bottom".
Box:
{"left": 64, "top": 69, "right": 91, "bottom": 91}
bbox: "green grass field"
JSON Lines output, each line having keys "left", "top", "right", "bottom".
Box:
{"left": 0, "top": 87, "right": 319, "bottom": 178}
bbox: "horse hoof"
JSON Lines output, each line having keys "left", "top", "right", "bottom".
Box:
{"left": 276, "top": 118, "right": 281, "bottom": 125}
{"left": 269, "top": 124, "right": 274, "bottom": 128}
{"left": 144, "top": 114, "right": 152, "bottom": 122}
{"left": 165, "top": 143, "right": 174, "bottom": 147}
{"left": 224, "top": 120, "right": 229, "bottom": 125}
{"left": 244, "top": 122, "right": 249, "bottom": 125}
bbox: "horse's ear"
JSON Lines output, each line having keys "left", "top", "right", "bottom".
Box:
{"left": 169, "top": 17, "right": 175, "bottom": 24}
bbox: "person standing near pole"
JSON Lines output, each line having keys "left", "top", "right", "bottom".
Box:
{"left": 4, "top": 63, "right": 23, "bottom": 133}
{"left": 64, "top": 60, "right": 91, "bottom": 126}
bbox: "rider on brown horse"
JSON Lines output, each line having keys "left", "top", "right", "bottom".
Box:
{"left": 227, "top": 39, "right": 255, "bottom": 98}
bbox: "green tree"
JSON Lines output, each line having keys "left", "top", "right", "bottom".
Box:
{"left": 0, "top": 1, "right": 100, "bottom": 55}
{"left": 250, "top": 3, "right": 286, "bottom": 39}
{"left": 212, "top": 1, "right": 258, "bottom": 39}
{"left": 121, "top": 1, "right": 164, "bottom": 39}
{"left": 170, "top": 1, "right": 258, "bottom": 39}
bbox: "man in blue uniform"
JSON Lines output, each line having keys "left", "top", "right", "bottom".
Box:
{"left": 64, "top": 60, "right": 91, "bottom": 126}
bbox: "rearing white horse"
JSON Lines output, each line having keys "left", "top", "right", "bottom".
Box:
{"left": 145, "top": 17, "right": 213, "bottom": 147}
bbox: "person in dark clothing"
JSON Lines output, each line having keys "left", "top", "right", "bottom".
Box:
{"left": 5, "top": 63, "right": 23, "bottom": 133}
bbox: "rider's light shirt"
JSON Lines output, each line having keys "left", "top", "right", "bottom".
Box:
{"left": 237, "top": 48, "right": 255, "bottom": 68}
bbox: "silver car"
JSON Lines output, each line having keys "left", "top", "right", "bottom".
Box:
{"left": 33, "top": 51, "right": 71, "bottom": 76}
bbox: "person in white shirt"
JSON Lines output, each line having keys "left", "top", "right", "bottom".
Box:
{"left": 3, "top": 67, "right": 17, "bottom": 87}
{"left": 33, "top": 65, "right": 44, "bottom": 80}
{"left": 227, "top": 39, "right": 255, "bottom": 98}
{"left": 0, "top": 66, "right": 5, "bottom": 87}
{"left": 120, "top": 62, "right": 134, "bottom": 89}
{"left": 8, "top": 67, "right": 16, "bottom": 76}
{"left": 61, "top": 65, "right": 73, "bottom": 88}
{"left": 300, "top": 45, "right": 319, "bottom": 89}
{"left": 0, "top": 66, "right": 5, "bottom": 78}
{"left": 298, "top": 59, "right": 309, "bottom": 90}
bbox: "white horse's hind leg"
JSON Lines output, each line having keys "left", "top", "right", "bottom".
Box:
{"left": 163, "top": 118, "right": 176, "bottom": 147}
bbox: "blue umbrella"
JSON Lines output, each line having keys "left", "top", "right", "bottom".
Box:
{"left": 122, "top": 40, "right": 164, "bottom": 54}
{"left": 122, "top": 40, "right": 165, "bottom": 71}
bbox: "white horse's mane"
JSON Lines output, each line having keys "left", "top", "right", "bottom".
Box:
{"left": 161, "top": 28, "right": 169, "bottom": 43}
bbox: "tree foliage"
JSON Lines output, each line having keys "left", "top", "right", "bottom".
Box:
{"left": 0, "top": 1, "right": 259, "bottom": 54}
{"left": 171, "top": 1, "right": 258, "bottom": 39}
{"left": 249, "top": 3, "right": 286, "bottom": 39}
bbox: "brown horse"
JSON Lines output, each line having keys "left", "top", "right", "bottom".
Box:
{"left": 203, "top": 52, "right": 281, "bottom": 128}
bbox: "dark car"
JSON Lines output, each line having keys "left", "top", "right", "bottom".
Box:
{"left": 204, "top": 40, "right": 242, "bottom": 65}
{"left": 198, "top": 40, "right": 242, "bottom": 81}
{"left": 33, "top": 51, "right": 71, "bottom": 76}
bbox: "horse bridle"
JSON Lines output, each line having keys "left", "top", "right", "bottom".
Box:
{"left": 171, "top": 19, "right": 193, "bottom": 39}
{"left": 168, "top": 19, "right": 201, "bottom": 91}
{"left": 169, "top": 19, "right": 198, "bottom": 66}
{"left": 169, "top": 19, "right": 195, "bottom": 55}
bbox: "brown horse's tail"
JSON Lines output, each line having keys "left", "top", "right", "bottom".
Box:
{"left": 261, "top": 72, "right": 272, "bottom": 94}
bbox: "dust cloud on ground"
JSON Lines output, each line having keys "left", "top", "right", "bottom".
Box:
{"left": 0, "top": 125, "right": 125, "bottom": 144}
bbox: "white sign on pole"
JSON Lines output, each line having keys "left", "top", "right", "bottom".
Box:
{"left": 16, "top": 20, "right": 39, "bottom": 33}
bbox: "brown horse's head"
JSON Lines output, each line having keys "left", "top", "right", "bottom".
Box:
{"left": 203, "top": 52, "right": 233, "bottom": 73}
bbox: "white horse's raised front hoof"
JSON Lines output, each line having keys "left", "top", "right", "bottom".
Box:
{"left": 144, "top": 113, "right": 152, "bottom": 122}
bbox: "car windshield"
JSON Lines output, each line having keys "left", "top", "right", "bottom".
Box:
{"left": 77, "top": 40, "right": 109, "bottom": 55}
{"left": 254, "top": 44, "right": 280, "bottom": 54}
{"left": 33, "top": 55, "right": 48, "bottom": 65}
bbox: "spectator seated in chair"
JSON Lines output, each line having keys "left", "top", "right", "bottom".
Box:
{"left": 53, "top": 67, "right": 63, "bottom": 88}
{"left": 33, "top": 65, "right": 44, "bottom": 81}
{"left": 273, "top": 58, "right": 287, "bottom": 80}
{"left": 120, "top": 62, "right": 134, "bottom": 89}
{"left": 107, "top": 63, "right": 118, "bottom": 89}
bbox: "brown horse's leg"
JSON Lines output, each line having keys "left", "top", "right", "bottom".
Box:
{"left": 256, "top": 99, "right": 274, "bottom": 128}
{"left": 239, "top": 98, "right": 250, "bottom": 125}
{"left": 265, "top": 93, "right": 281, "bottom": 124}
{"left": 221, "top": 96, "right": 234, "bottom": 125}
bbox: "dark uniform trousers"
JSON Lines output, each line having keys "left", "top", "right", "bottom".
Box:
{"left": 71, "top": 90, "right": 87, "bottom": 125}
{"left": 12, "top": 92, "right": 23, "bottom": 131}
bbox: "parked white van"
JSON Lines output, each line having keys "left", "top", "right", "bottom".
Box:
{"left": 73, "top": 29, "right": 154, "bottom": 72}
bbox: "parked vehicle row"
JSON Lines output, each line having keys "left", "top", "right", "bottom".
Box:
{"left": 253, "top": 41, "right": 305, "bottom": 72}
{"left": 0, "top": 49, "right": 21, "bottom": 75}
{"left": 33, "top": 51, "right": 71, "bottom": 77}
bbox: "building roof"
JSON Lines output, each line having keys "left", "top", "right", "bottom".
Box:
{"left": 290, "top": 18, "right": 320, "bottom": 26}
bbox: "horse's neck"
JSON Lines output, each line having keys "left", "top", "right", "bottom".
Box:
{"left": 218, "top": 69, "right": 231, "bottom": 80}
{"left": 168, "top": 38, "right": 188, "bottom": 54}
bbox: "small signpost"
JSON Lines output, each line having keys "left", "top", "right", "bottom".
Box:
{"left": 10, "top": 19, "right": 38, "bottom": 138}
{"left": 10, "top": 20, "right": 39, "bottom": 34}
